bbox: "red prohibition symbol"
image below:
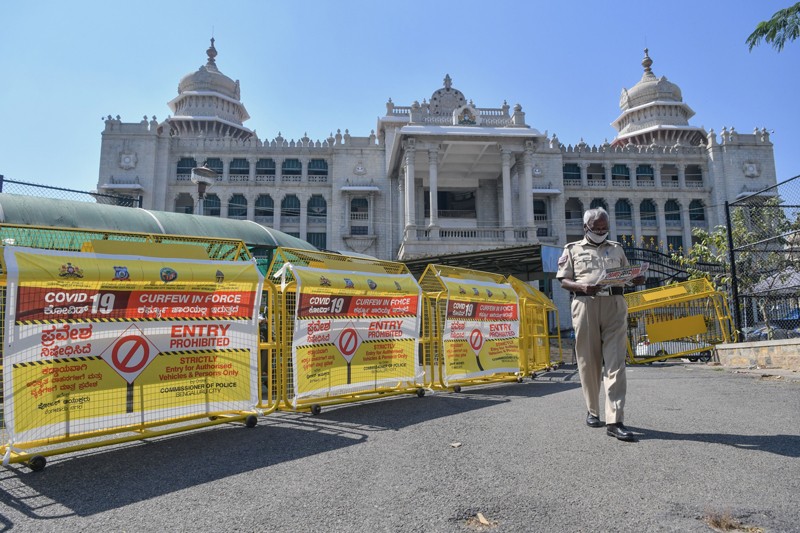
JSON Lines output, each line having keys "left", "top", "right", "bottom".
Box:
{"left": 338, "top": 328, "right": 359, "bottom": 357}
{"left": 469, "top": 328, "right": 484, "bottom": 352}
{"left": 111, "top": 335, "right": 150, "bottom": 373}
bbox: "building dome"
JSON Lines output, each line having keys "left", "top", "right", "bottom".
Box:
{"left": 429, "top": 74, "right": 467, "bottom": 116}
{"left": 177, "top": 38, "right": 241, "bottom": 101}
{"left": 166, "top": 39, "right": 252, "bottom": 140}
{"left": 620, "top": 50, "right": 682, "bottom": 111}
{"left": 611, "top": 49, "right": 705, "bottom": 147}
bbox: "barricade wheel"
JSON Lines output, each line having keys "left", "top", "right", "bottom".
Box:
{"left": 530, "top": 372, "right": 537, "bottom": 380}
{"left": 28, "top": 455, "right": 46, "bottom": 472}
{"left": 208, "top": 416, "right": 219, "bottom": 421}
{"left": 656, "top": 350, "right": 668, "bottom": 362}
{"left": 310, "top": 404, "right": 322, "bottom": 415}
{"left": 517, "top": 376, "right": 524, "bottom": 383}
{"left": 416, "top": 388, "right": 426, "bottom": 398}
{"left": 245, "top": 415, "right": 258, "bottom": 428}
{"left": 453, "top": 385, "right": 462, "bottom": 393}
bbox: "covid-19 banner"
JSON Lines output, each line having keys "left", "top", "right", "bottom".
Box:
{"left": 440, "top": 276, "right": 520, "bottom": 385}
{"left": 289, "top": 265, "right": 422, "bottom": 404}
{"left": 2, "top": 247, "right": 263, "bottom": 446}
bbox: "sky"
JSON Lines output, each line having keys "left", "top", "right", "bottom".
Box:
{"left": 2, "top": 1, "right": 799, "bottom": 194}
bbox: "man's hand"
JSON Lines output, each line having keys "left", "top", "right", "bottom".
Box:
{"left": 583, "top": 283, "right": 603, "bottom": 295}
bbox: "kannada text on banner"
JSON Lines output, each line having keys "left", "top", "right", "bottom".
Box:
{"left": 290, "top": 266, "right": 422, "bottom": 403}
{"left": 440, "top": 276, "right": 520, "bottom": 384}
{"left": 3, "top": 248, "right": 262, "bottom": 444}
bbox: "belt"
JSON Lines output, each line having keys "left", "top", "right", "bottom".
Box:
{"left": 571, "top": 287, "right": 624, "bottom": 297}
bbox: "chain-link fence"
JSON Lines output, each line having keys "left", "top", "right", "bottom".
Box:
{"left": 0, "top": 175, "right": 141, "bottom": 207}
{"left": 727, "top": 174, "right": 800, "bottom": 341}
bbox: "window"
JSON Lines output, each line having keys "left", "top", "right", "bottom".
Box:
{"left": 636, "top": 164, "right": 654, "bottom": 178}
{"left": 281, "top": 195, "right": 301, "bottom": 222}
{"left": 308, "top": 159, "right": 328, "bottom": 175}
{"left": 565, "top": 198, "right": 583, "bottom": 221}
{"left": 590, "top": 198, "right": 608, "bottom": 211}
{"left": 204, "top": 158, "right": 223, "bottom": 176}
{"left": 177, "top": 157, "right": 196, "bottom": 177}
{"left": 308, "top": 195, "right": 327, "bottom": 224}
{"left": 686, "top": 165, "right": 703, "bottom": 185}
{"left": 667, "top": 235, "right": 684, "bottom": 252}
{"left": 615, "top": 199, "right": 632, "bottom": 221}
{"left": 640, "top": 199, "right": 657, "bottom": 225}
{"left": 256, "top": 158, "right": 276, "bottom": 175}
{"left": 611, "top": 164, "right": 630, "bottom": 179}
{"left": 350, "top": 198, "right": 369, "bottom": 234}
{"left": 203, "top": 194, "right": 221, "bottom": 217}
{"left": 229, "top": 194, "right": 247, "bottom": 218}
{"left": 665, "top": 200, "right": 681, "bottom": 222}
{"left": 255, "top": 195, "right": 274, "bottom": 218}
{"left": 533, "top": 199, "right": 547, "bottom": 222}
{"left": 425, "top": 190, "right": 477, "bottom": 218}
{"left": 351, "top": 198, "right": 369, "bottom": 221}
{"left": 230, "top": 159, "right": 250, "bottom": 176}
{"left": 563, "top": 163, "right": 581, "bottom": 181}
{"left": 689, "top": 199, "right": 706, "bottom": 221}
{"left": 282, "top": 159, "right": 302, "bottom": 175}
{"left": 174, "top": 193, "right": 194, "bottom": 214}
{"left": 307, "top": 232, "right": 327, "bottom": 249}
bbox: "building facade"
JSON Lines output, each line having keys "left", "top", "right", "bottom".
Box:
{"left": 98, "top": 42, "right": 777, "bottom": 324}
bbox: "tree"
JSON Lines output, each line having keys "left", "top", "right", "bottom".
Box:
{"left": 673, "top": 197, "right": 800, "bottom": 338}
{"left": 747, "top": 3, "right": 800, "bottom": 51}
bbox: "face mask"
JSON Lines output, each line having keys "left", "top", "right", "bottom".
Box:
{"left": 586, "top": 229, "right": 609, "bottom": 244}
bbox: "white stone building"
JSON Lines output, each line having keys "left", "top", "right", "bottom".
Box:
{"left": 98, "top": 42, "right": 777, "bottom": 325}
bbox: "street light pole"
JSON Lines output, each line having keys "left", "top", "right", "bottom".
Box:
{"left": 190, "top": 164, "right": 217, "bottom": 216}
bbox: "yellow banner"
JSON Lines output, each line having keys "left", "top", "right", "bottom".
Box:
{"left": 3, "top": 247, "right": 262, "bottom": 444}
{"left": 290, "top": 266, "right": 422, "bottom": 403}
{"left": 439, "top": 276, "right": 521, "bottom": 384}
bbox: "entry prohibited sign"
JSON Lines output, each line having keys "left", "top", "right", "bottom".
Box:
{"left": 100, "top": 324, "right": 160, "bottom": 384}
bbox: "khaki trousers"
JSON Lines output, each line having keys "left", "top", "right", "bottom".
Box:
{"left": 571, "top": 294, "right": 628, "bottom": 424}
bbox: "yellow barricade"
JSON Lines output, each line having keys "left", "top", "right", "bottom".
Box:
{"left": 624, "top": 279, "right": 736, "bottom": 364}
{"left": 0, "top": 224, "right": 262, "bottom": 471}
{"left": 267, "top": 248, "right": 425, "bottom": 414}
{"left": 506, "top": 276, "right": 563, "bottom": 375}
{"left": 417, "top": 265, "right": 523, "bottom": 391}
{"left": 257, "top": 277, "right": 279, "bottom": 413}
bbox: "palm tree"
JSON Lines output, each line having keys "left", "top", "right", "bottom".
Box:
{"left": 747, "top": 3, "right": 800, "bottom": 51}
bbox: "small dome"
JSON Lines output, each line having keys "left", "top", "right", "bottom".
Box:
{"left": 619, "top": 49, "right": 682, "bottom": 111}
{"left": 429, "top": 74, "right": 467, "bottom": 116}
{"left": 177, "top": 38, "right": 240, "bottom": 101}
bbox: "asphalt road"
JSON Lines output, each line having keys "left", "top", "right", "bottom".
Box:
{"left": 0, "top": 363, "right": 798, "bottom": 532}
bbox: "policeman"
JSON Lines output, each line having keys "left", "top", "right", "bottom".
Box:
{"left": 556, "top": 207, "right": 644, "bottom": 442}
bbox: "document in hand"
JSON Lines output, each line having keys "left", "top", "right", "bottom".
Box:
{"left": 597, "top": 262, "right": 649, "bottom": 286}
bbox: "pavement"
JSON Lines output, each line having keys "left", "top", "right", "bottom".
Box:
{"left": 0, "top": 361, "right": 798, "bottom": 532}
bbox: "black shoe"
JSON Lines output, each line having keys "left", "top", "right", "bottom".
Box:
{"left": 606, "top": 423, "right": 636, "bottom": 441}
{"left": 586, "top": 412, "right": 604, "bottom": 428}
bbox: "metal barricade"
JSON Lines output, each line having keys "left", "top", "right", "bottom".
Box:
{"left": 0, "top": 224, "right": 263, "bottom": 471}
{"left": 506, "top": 276, "right": 562, "bottom": 375}
{"left": 624, "top": 279, "right": 736, "bottom": 364}
{"left": 417, "top": 265, "right": 523, "bottom": 391}
{"left": 266, "top": 248, "right": 425, "bottom": 414}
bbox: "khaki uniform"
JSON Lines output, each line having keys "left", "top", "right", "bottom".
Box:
{"left": 556, "top": 238, "right": 630, "bottom": 424}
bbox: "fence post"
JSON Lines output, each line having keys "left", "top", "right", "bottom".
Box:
{"left": 0, "top": 174, "right": 4, "bottom": 193}
{"left": 725, "top": 200, "right": 742, "bottom": 340}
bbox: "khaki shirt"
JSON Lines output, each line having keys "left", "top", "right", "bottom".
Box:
{"left": 555, "top": 238, "right": 630, "bottom": 285}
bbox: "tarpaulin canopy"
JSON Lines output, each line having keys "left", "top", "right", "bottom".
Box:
{"left": 0, "top": 193, "right": 316, "bottom": 251}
